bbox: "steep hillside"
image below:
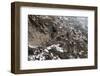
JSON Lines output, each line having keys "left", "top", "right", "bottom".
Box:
{"left": 28, "top": 15, "right": 88, "bottom": 61}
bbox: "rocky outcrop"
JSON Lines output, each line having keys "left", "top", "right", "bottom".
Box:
{"left": 28, "top": 15, "right": 88, "bottom": 61}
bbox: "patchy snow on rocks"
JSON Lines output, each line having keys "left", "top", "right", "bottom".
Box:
{"left": 28, "top": 15, "right": 88, "bottom": 61}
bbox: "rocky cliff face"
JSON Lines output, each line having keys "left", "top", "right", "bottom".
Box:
{"left": 28, "top": 15, "right": 50, "bottom": 47}
{"left": 28, "top": 15, "right": 88, "bottom": 61}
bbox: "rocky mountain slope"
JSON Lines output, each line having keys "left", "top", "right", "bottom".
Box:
{"left": 28, "top": 15, "right": 88, "bottom": 61}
